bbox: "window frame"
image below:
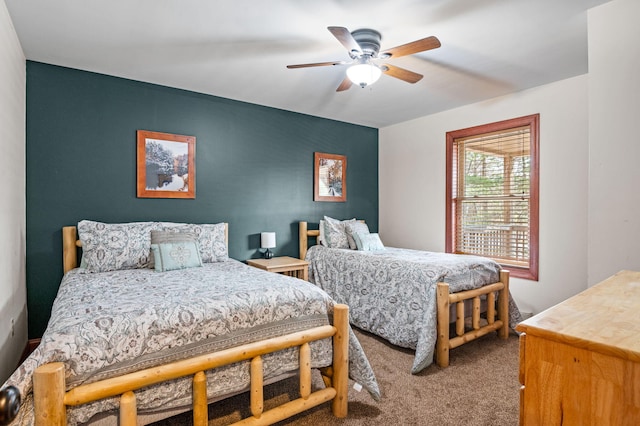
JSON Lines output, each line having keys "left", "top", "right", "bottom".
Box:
{"left": 445, "top": 114, "right": 539, "bottom": 281}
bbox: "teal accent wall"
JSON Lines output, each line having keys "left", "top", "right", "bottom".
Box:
{"left": 26, "top": 61, "right": 378, "bottom": 338}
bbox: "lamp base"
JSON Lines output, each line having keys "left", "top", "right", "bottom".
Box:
{"left": 264, "top": 249, "right": 273, "bottom": 259}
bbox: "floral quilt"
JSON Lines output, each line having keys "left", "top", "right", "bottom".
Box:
{"left": 306, "top": 245, "right": 523, "bottom": 373}
{"left": 3, "top": 259, "right": 379, "bottom": 425}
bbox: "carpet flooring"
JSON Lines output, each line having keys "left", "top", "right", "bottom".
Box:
{"left": 151, "top": 327, "right": 521, "bottom": 425}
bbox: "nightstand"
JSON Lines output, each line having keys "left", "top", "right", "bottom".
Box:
{"left": 246, "top": 256, "right": 309, "bottom": 281}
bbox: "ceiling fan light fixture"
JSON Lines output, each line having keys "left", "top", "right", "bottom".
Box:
{"left": 346, "top": 63, "right": 382, "bottom": 88}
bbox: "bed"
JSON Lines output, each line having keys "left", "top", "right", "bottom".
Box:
{"left": 299, "top": 219, "right": 522, "bottom": 374}
{"left": 0, "top": 220, "right": 380, "bottom": 425}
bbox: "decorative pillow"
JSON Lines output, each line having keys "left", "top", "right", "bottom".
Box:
{"left": 160, "top": 222, "right": 228, "bottom": 262}
{"left": 149, "top": 230, "right": 197, "bottom": 268}
{"left": 323, "top": 216, "right": 356, "bottom": 249}
{"left": 345, "top": 221, "right": 370, "bottom": 250}
{"left": 151, "top": 230, "right": 198, "bottom": 243}
{"left": 150, "top": 241, "right": 203, "bottom": 272}
{"left": 318, "top": 220, "right": 327, "bottom": 246}
{"left": 354, "top": 232, "right": 385, "bottom": 251}
{"left": 78, "top": 220, "right": 159, "bottom": 273}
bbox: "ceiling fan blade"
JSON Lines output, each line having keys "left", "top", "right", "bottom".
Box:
{"left": 328, "top": 26, "right": 362, "bottom": 55}
{"left": 336, "top": 76, "right": 352, "bottom": 92}
{"left": 286, "top": 60, "right": 346, "bottom": 69}
{"left": 382, "top": 64, "right": 424, "bottom": 84}
{"left": 380, "top": 36, "right": 441, "bottom": 59}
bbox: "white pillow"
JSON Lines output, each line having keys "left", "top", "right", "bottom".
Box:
{"left": 149, "top": 230, "right": 197, "bottom": 269}
{"left": 354, "top": 232, "right": 385, "bottom": 251}
{"left": 151, "top": 240, "right": 203, "bottom": 272}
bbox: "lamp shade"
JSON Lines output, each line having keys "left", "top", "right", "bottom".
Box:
{"left": 346, "top": 63, "right": 382, "bottom": 88}
{"left": 260, "top": 232, "right": 276, "bottom": 249}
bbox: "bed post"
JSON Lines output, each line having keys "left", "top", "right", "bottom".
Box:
{"left": 0, "top": 386, "right": 20, "bottom": 424}
{"left": 299, "top": 221, "right": 308, "bottom": 260}
{"left": 498, "top": 270, "right": 510, "bottom": 339}
{"left": 435, "top": 282, "right": 451, "bottom": 368}
{"left": 224, "top": 223, "right": 229, "bottom": 255}
{"left": 62, "top": 226, "right": 78, "bottom": 274}
{"left": 33, "top": 362, "right": 66, "bottom": 425}
{"left": 331, "top": 304, "right": 349, "bottom": 418}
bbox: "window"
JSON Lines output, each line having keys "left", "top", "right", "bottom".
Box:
{"left": 446, "top": 114, "right": 539, "bottom": 280}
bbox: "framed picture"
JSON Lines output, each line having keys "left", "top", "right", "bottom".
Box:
{"left": 314, "top": 152, "right": 346, "bottom": 202}
{"left": 136, "top": 130, "right": 196, "bottom": 199}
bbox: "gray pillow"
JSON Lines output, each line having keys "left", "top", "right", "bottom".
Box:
{"left": 160, "top": 223, "right": 228, "bottom": 262}
{"left": 151, "top": 230, "right": 197, "bottom": 242}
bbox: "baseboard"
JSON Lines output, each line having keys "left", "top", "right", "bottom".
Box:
{"left": 20, "top": 338, "right": 41, "bottom": 364}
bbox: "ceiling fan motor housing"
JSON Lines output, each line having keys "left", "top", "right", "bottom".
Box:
{"left": 351, "top": 28, "right": 382, "bottom": 58}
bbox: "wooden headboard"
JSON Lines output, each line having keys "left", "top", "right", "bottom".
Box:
{"left": 298, "top": 221, "right": 320, "bottom": 261}
{"left": 62, "top": 224, "right": 230, "bottom": 274}
{"left": 62, "top": 226, "right": 82, "bottom": 274}
{"left": 298, "top": 220, "right": 366, "bottom": 260}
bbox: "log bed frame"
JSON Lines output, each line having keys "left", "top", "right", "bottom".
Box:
{"left": 298, "top": 221, "right": 510, "bottom": 368}
{"left": 11, "top": 225, "right": 351, "bottom": 425}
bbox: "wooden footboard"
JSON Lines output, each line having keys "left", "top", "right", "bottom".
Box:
{"left": 435, "top": 270, "right": 510, "bottom": 367}
{"left": 32, "top": 304, "right": 349, "bottom": 426}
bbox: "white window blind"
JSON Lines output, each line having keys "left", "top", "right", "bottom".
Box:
{"left": 453, "top": 126, "right": 531, "bottom": 268}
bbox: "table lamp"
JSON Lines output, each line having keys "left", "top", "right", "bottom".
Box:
{"left": 260, "top": 232, "right": 276, "bottom": 259}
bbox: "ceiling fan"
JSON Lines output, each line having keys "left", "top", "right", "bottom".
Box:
{"left": 286, "top": 26, "right": 441, "bottom": 92}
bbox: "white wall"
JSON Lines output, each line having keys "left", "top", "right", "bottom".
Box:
{"left": 380, "top": 75, "right": 589, "bottom": 315}
{"left": 0, "top": 0, "right": 26, "bottom": 382}
{"left": 587, "top": 0, "right": 640, "bottom": 286}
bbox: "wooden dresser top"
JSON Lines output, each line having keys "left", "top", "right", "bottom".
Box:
{"left": 516, "top": 270, "right": 640, "bottom": 362}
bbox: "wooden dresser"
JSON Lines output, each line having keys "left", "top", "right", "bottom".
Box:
{"left": 516, "top": 270, "right": 640, "bottom": 425}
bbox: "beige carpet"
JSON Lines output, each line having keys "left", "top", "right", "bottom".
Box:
{"left": 152, "top": 328, "right": 520, "bottom": 425}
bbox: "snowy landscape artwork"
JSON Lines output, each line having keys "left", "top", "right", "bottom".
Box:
{"left": 314, "top": 152, "right": 346, "bottom": 202}
{"left": 145, "top": 139, "right": 188, "bottom": 190}
{"left": 136, "top": 130, "right": 196, "bottom": 199}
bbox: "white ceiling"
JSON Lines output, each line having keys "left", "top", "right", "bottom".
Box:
{"left": 6, "top": 0, "right": 610, "bottom": 128}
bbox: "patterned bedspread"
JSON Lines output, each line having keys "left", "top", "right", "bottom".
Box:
{"left": 306, "top": 245, "right": 523, "bottom": 374}
{"left": 3, "top": 259, "right": 380, "bottom": 425}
